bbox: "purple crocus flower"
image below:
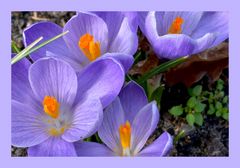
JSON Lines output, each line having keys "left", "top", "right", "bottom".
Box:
{"left": 23, "top": 12, "right": 138, "bottom": 72}
{"left": 12, "top": 56, "right": 125, "bottom": 156}
{"left": 74, "top": 81, "right": 173, "bottom": 156}
{"left": 139, "top": 11, "right": 228, "bottom": 59}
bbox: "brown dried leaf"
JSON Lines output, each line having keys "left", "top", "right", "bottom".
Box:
{"left": 165, "top": 42, "right": 228, "bottom": 87}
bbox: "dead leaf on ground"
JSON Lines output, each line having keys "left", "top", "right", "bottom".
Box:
{"left": 165, "top": 42, "right": 228, "bottom": 87}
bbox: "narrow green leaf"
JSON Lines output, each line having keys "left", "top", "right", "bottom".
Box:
{"left": 186, "top": 113, "right": 195, "bottom": 126}
{"left": 149, "top": 85, "right": 164, "bottom": 107}
{"left": 11, "top": 41, "right": 21, "bottom": 53}
{"left": 11, "top": 31, "right": 69, "bottom": 65}
{"left": 169, "top": 105, "right": 183, "bottom": 117}
{"left": 137, "top": 56, "right": 188, "bottom": 84}
{"left": 194, "top": 113, "right": 203, "bottom": 126}
{"left": 11, "top": 36, "right": 43, "bottom": 65}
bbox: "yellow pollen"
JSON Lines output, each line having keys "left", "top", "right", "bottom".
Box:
{"left": 43, "top": 96, "right": 60, "bottom": 119}
{"left": 79, "top": 33, "right": 101, "bottom": 61}
{"left": 48, "top": 127, "right": 65, "bottom": 136}
{"left": 119, "top": 121, "right": 131, "bottom": 149}
{"left": 168, "top": 16, "right": 184, "bottom": 34}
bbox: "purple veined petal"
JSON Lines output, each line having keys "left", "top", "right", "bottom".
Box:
{"left": 119, "top": 81, "right": 148, "bottom": 123}
{"left": 11, "top": 54, "right": 41, "bottom": 110}
{"left": 191, "top": 11, "right": 228, "bottom": 47}
{"left": 75, "top": 57, "right": 124, "bottom": 108}
{"left": 153, "top": 34, "right": 196, "bottom": 59}
{"left": 139, "top": 11, "right": 159, "bottom": 45}
{"left": 74, "top": 141, "right": 115, "bottom": 156}
{"left": 98, "top": 97, "right": 125, "bottom": 155}
{"left": 160, "top": 12, "right": 203, "bottom": 36}
{"left": 193, "top": 33, "right": 217, "bottom": 54}
{"left": 46, "top": 51, "right": 84, "bottom": 72}
{"left": 28, "top": 137, "right": 77, "bottom": 156}
{"left": 23, "top": 21, "right": 70, "bottom": 61}
{"left": 131, "top": 101, "right": 159, "bottom": 155}
{"left": 94, "top": 12, "right": 124, "bottom": 45}
{"left": 108, "top": 16, "right": 138, "bottom": 56}
{"left": 101, "top": 52, "right": 134, "bottom": 72}
{"left": 124, "top": 12, "right": 139, "bottom": 32}
{"left": 138, "top": 132, "right": 173, "bottom": 156}
{"left": 29, "top": 57, "right": 78, "bottom": 106}
{"left": 12, "top": 100, "right": 49, "bottom": 147}
{"left": 62, "top": 98, "right": 103, "bottom": 142}
{"left": 63, "top": 12, "right": 108, "bottom": 66}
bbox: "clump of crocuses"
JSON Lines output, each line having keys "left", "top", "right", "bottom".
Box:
{"left": 12, "top": 57, "right": 125, "bottom": 156}
{"left": 74, "top": 82, "right": 173, "bottom": 156}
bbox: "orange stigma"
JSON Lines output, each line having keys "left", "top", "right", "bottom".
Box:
{"left": 79, "top": 33, "right": 101, "bottom": 61}
{"left": 119, "top": 121, "right": 131, "bottom": 149}
{"left": 43, "top": 96, "right": 60, "bottom": 119}
{"left": 168, "top": 16, "right": 184, "bottom": 34}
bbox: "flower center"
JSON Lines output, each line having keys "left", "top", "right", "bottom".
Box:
{"left": 78, "top": 33, "right": 101, "bottom": 61}
{"left": 168, "top": 16, "right": 184, "bottom": 34}
{"left": 119, "top": 121, "right": 131, "bottom": 156}
{"left": 43, "top": 96, "right": 60, "bottom": 119}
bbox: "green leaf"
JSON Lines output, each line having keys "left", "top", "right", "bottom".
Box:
{"left": 137, "top": 56, "right": 188, "bottom": 84}
{"left": 216, "top": 79, "right": 224, "bottom": 91}
{"left": 11, "top": 31, "right": 69, "bottom": 65}
{"left": 11, "top": 41, "right": 21, "bottom": 53}
{"left": 192, "top": 85, "right": 202, "bottom": 96}
{"left": 223, "top": 96, "right": 228, "bottom": 104}
{"left": 194, "top": 113, "right": 204, "bottom": 126}
{"left": 215, "top": 101, "right": 223, "bottom": 110}
{"left": 187, "top": 97, "right": 197, "bottom": 108}
{"left": 186, "top": 113, "right": 195, "bottom": 126}
{"left": 207, "top": 104, "right": 215, "bottom": 115}
{"left": 150, "top": 85, "right": 164, "bottom": 107}
{"left": 194, "top": 102, "right": 206, "bottom": 113}
{"left": 169, "top": 105, "right": 183, "bottom": 117}
{"left": 216, "top": 110, "right": 222, "bottom": 117}
{"left": 11, "top": 36, "right": 43, "bottom": 65}
{"left": 222, "top": 112, "right": 229, "bottom": 120}
{"left": 222, "top": 107, "right": 228, "bottom": 113}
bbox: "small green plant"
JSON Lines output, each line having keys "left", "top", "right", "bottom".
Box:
{"left": 169, "top": 79, "right": 228, "bottom": 126}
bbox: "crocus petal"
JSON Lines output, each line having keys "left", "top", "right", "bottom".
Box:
{"left": 153, "top": 34, "right": 196, "bottom": 59}
{"left": 98, "top": 97, "right": 125, "bottom": 155}
{"left": 119, "top": 81, "right": 148, "bottom": 123}
{"left": 29, "top": 58, "right": 78, "bottom": 106}
{"left": 191, "top": 12, "right": 228, "bottom": 47}
{"left": 138, "top": 132, "right": 173, "bottom": 156}
{"left": 62, "top": 98, "right": 103, "bottom": 142}
{"left": 28, "top": 137, "right": 77, "bottom": 156}
{"left": 75, "top": 57, "right": 124, "bottom": 108}
{"left": 23, "top": 22, "right": 69, "bottom": 61}
{"left": 63, "top": 12, "right": 108, "bottom": 65}
{"left": 108, "top": 16, "right": 138, "bottom": 56}
{"left": 74, "top": 141, "right": 115, "bottom": 156}
{"left": 131, "top": 101, "right": 159, "bottom": 155}
{"left": 12, "top": 101, "right": 49, "bottom": 147}
{"left": 193, "top": 33, "right": 216, "bottom": 54}
{"left": 11, "top": 56, "right": 40, "bottom": 110}
{"left": 94, "top": 12, "right": 124, "bottom": 44}
{"left": 101, "top": 52, "right": 134, "bottom": 72}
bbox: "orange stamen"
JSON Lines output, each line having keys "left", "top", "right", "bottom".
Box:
{"left": 78, "top": 33, "right": 101, "bottom": 61}
{"left": 43, "top": 96, "right": 60, "bottom": 119}
{"left": 168, "top": 16, "right": 184, "bottom": 34}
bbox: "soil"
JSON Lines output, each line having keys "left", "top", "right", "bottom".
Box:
{"left": 11, "top": 12, "right": 229, "bottom": 157}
